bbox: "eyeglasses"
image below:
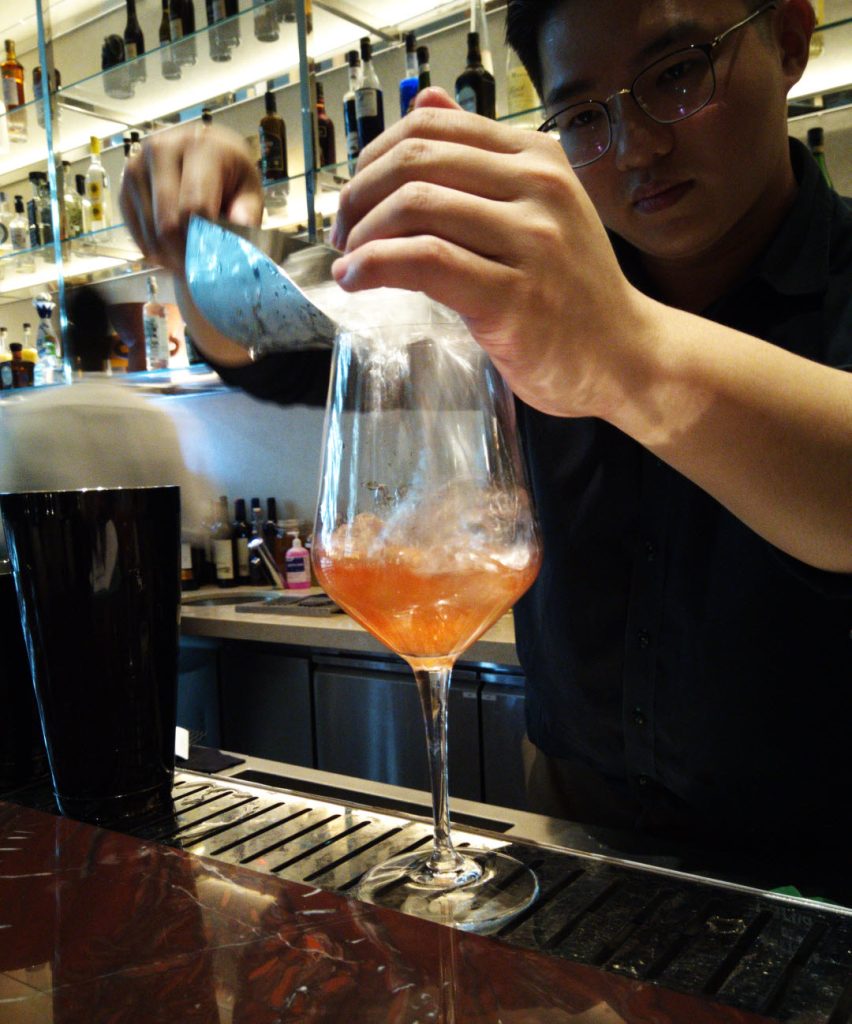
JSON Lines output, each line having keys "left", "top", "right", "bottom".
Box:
{"left": 537, "top": 2, "right": 777, "bottom": 168}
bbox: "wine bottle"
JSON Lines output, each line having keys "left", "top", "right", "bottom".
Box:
{"left": 159, "top": 0, "right": 181, "bottom": 80}
{"left": 232, "top": 498, "right": 251, "bottom": 585}
{"left": 807, "top": 126, "right": 834, "bottom": 189}
{"left": 206, "top": 0, "right": 231, "bottom": 62}
{"left": 248, "top": 504, "right": 268, "bottom": 584}
{"left": 85, "top": 136, "right": 111, "bottom": 232}
{"left": 355, "top": 36, "right": 384, "bottom": 149}
{"left": 143, "top": 274, "right": 170, "bottom": 370}
{"left": 343, "top": 49, "right": 361, "bottom": 176}
{"left": 2, "top": 39, "right": 27, "bottom": 143}
{"left": 316, "top": 80, "right": 336, "bottom": 167}
{"left": 33, "top": 64, "right": 61, "bottom": 129}
{"left": 224, "top": 0, "right": 241, "bottom": 51}
{"left": 399, "top": 31, "right": 418, "bottom": 117}
{"left": 177, "top": 0, "right": 197, "bottom": 66}
{"left": 259, "top": 87, "right": 288, "bottom": 182}
{"left": 417, "top": 45, "right": 431, "bottom": 93}
{"left": 211, "top": 496, "right": 236, "bottom": 587}
{"left": 455, "top": 32, "right": 495, "bottom": 118}
{"left": 123, "top": 0, "right": 147, "bottom": 83}
{"left": 469, "top": 0, "right": 493, "bottom": 75}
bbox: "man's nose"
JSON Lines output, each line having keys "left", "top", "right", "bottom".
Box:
{"left": 610, "top": 92, "right": 673, "bottom": 170}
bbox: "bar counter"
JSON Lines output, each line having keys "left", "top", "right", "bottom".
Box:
{"left": 0, "top": 798, "right": 779, "bottom": 1024}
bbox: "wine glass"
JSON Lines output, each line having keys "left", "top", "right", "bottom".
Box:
{"left": 313, "top": 319, "right": 542, "bottom": 932}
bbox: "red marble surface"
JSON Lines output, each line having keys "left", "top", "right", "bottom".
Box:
{"left": 0, "top": 801, "right": 775, "bottom": 1023}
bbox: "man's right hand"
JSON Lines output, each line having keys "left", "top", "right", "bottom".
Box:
{"left": 119, "top": 122, "right": 264, "bottom": 281}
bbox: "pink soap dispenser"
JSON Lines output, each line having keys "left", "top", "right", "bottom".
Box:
{"left": 285, "top": 536, "right": 311, "bottom": 590}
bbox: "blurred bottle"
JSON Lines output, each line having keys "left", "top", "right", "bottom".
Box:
{"left": 0, "top": 94, "right": 8, "bottom": 153}
{"left": 807, "top": 126, "right": 833, "bottom": 189}
{"left": 10, "top": 195, "right": 34, "bottom": 273}
{"left": 254, "top": 0, "right": 279, "bottom": 42}
{"left": 9, "top": 342, "right": 34, "bottom": 387}
{"left": 2, "top": 39, "right": 27, "bottom": 143}
{"left": 177, "top": 0, "right": 197, "bottom": 66}
{"left": 343, "top": 49, "right": 361, "bottom": 176}
{"left": 62, "top": 163, "right": 82, "bottom": 240}
{"left": 232, "top": 498, "right": 251, "bottom": 584}
{"left": 355, "top": 36, "right": 384, "bottom": 149}
{"left": 33, "top": 64, "right": 61, "bottom": 129}
{"left": 85, "top": 136, "right": 112, "bottom": 232}
{"left": 469, "top": 0, "right": 493, "bottom": 75}
{"left": 201, "top": 106, "right": 213, "bottom": 125}
{"left": 124, "top": 0, "right": 147, "bottom": 82}
{"left": 143, "top": 273, "right": 170, "bottom": 369}
{"left": 316, "top": 80, "right": 336, "bottom": 167}
{"left": 505, "top": 46, "right": 539, "bottom": 124}
{"left": 249, "top": 503, "right": 268, "bottom": 584}
{"left": 160, "top": 0, "right": 182, "bottom": 80}
{"left": 33, "top": 292, "right": 59, "bottom": 386}
{"left": 399, "top": 31, "right": 418, "bottom": 116}
{"left": 26, "top": 172, "right": 43, "bottom": 249}
{"left": 102, "top": 34, "right": 134, "bottom": 100}
{"left": 455, "top": 31, "right": 495, "bottom": 118}
{"left": 210, "top": 495, "right": 236, "bottom": 587}
{"left": 76, "top": 173, "right": 93, "bottom": 235}
{"left": 224, "top": 0, "right": 241, "bottom": 52}
{"left": 417, "top": 45, "right": 431, "bottom": 93}
{"left": 809, "top": 0, "right": 824, "bottom": 58}
{"left": 259, "top": 87, "right": 288, "bottom": 182}
{"left": 0, "top": 192, "right": 11, "bottom": 251}
{"left": 206, "top": 0, "right": 231, "bottom": 62}
{"left": 21, "top": 323, "right": 38, "bottom": 381}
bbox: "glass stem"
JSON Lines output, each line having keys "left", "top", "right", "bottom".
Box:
{"left": 413, "top": 662, "right": 462, "bottom": 874}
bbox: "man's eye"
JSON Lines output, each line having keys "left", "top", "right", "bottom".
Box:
{"left": 656, "top": 56, "right": 704, "bottom": 89}
{"left": 560, "top": 106, "right": 605, "bottom": 133}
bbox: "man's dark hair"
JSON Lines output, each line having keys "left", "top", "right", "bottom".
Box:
{"left": 505, "top": 0, "right": 555, "bottom": 98}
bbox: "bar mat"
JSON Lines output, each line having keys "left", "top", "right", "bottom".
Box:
{"left": 235, "top": 594, "right": 342, "bottom": 616}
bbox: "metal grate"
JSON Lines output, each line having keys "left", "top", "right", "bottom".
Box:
{"left": 9, "top": 770, "right": 852, "bottom": 1022}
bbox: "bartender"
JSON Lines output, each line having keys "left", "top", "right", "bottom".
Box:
{"left": 120, "top": 0, "right": 852, "bottom": 897}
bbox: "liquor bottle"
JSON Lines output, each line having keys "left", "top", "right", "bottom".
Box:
{"left": 26, "top": 173, "right": 42, "bottom": 249}
{"left": 455, "top": 32, "right": 495, "bottom": 118}
{"left": 9, "top": 342, "right": 34, "bottom": 387}
{"left": 316, "top": 80, "right": 336, "bottom": 167}
{"left": 21, "top": 323, "right": 37, "bottom": 382}
{"left": 253, "top": 0, "right": 279, "bottom": 42}
{"left": 10, "top": 196, "right": 34, "bottom": 273}
{"left": 469, "top": 0, "right": 493, "bottom": 75}
{"left": 76, "top": 174, "right": 93, "bottom": 234}
{"left": 248, "top": 504, "right": 267, "bottom": 584}
{"left": 33, "top": 172, "right": 52, "bottom": 246}
{"left": 0, "top": 192, "right": 12, "bottom": 251}
{"left": 2, "top": 40, "right": 27, "bottom": 143}
{"left": 178, "top": 0, "right": 197, "bottom": 66}
{"left": 210, "top": 496, "right": 236, "bottom": 587}
{"left": 123, "top": 0, "right": 147, "bottom": 82}
{"left": 399, "top": 31, "right": 418, "bottom": 117}
{"left": 159, "top": 0, "right": 181, "bottom": 80}
{"left": 102, "top": 34, "right": 134, "bottom": 100}
{"left": 143, "top": 274, "right": 170, "bottom": 369}
{"left": 417, "top": 45, "right": 431, "bottom": 93}
{"left": 206, "top": 0, "right": 231, "bottom": 62}
{"left": 259, "top": 88, "right": 288, "bottom": 182}
{"left": 343, "top": 49, "right": 361, "bottom": 176}
{"left": 129, "top": 130, "right": 143, "bottom": 157}
{"left": 807, "top": 126, "right": 834, "bottom": 189}
{"left": 355, "top": 37, "right": 384, "bottom": 149}
{"left": 506, "top": 46, "right": 539, "bottom": 124}
{"left": 224, "top": 0, "right": 241, "bottom": 52}
{"left": 85, "top": 137, "right": 111, "bottom": 232}
{"left": 232, "top": 498, "right": 251, "bottom": 584}
{"left": 201, "top": 106, "right": 213, "bottom": 125}
{"left": 33, "top": 64, "right": 61, "bottom": 129}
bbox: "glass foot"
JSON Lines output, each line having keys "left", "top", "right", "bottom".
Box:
{"left": 354, "top": 847, "right": 538, "bottom": 933}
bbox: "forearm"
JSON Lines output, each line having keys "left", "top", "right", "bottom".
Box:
{"left": 608, "top": 296, "right": 852, "bottom": 572}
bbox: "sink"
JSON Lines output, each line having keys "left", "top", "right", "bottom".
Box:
{"left": 183, "top": 592, "right": 281, "bottom": 607}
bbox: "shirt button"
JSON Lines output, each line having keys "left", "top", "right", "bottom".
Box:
{"left": 633, "top": 707, "right": 646, "bottom": 727}
{"left": 638, "top": 629, "right": 650, "bottom": 649}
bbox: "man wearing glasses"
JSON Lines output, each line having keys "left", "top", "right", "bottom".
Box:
{"left": 121, "top": 0, "right": 852, "bottom": 896}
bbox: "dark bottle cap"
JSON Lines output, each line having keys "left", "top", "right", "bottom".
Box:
{"left": 360, "top": 36, "right": 372, "bottom": 61}
{"left": 316, "top": 80, "right": 324, "bottom": 101}
{"left": 417, "top": 45, "right": 429, "bottom": 65}
{"left": 466, "top": 31, "right": 482, "bottom": 62}
{"left": 75, "top": 174, "right": 86, "bottom": 196}
{"left": 234, "top": 498, "right": 247, "bottom": 519}
{"left": 201, "top": 107, "right": 212, "bottom": 123}
{"left": 807, "top": 126, "right": 824, "bottom": 148}
{"left": 130, "top": 130, "right": 141, "bottom": 142}
{"left": 405, "top": 31, "right": 416, "bottom": 53}
{"left": 347, "top": 49, "right": 360, "bottom": 67}
{"left": 264, "top": 89, "right": 277, "bottom": 114}
{"left": 14, "top": 195, "right": 24, "bottom": 213}
{"left": 10, "top": 343, "right": 22, "bottom": 353}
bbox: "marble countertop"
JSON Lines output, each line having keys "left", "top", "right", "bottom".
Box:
{"left": 0, "top": 800, "right": 776, "bottom": 1023}
{"left": 180, "top": 586, "right": 521, "bottom": 667}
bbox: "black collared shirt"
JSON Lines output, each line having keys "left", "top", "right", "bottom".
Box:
{"left": 215, "top": 140, "right": 852, "bottom": 850}
{"left": 514, "top": 139, "right": 852, "bottom": 849}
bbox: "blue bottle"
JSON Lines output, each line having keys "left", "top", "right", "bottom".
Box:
{"left": 399, "top": 31, "right": 418, "bottom": 116}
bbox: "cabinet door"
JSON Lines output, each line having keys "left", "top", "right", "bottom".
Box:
{"left": 480, "top": 673, "right": 528, "bottom": 811}
{"left": 219, "top": 642, "right": 313, "bottom": 767}
{"left": 312, "top": 656, "right": 481, "bottom": 801}
{"left": 177, "top": 637, "right": 222, "bottom": 748}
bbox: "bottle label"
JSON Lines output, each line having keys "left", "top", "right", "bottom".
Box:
{"left": 125, "top": 41, "right": 138, "bottom": 60}
{"left": 457, "top": 85, "right": 477, "bottom": 113}
{"left": 286, "top": 556, "right": 305, "bottom": 573}
{"left": 88, "top": 180, "right": 105, "bottom": 222}
{"left": 144, "top": 312, "right": 170, "bottom": 368}
{"left": 213, "top": 539, "right": 234, "bottom": 579}
{"left": 211, "top": 0, "right": 226, "bottom": 18}
{"left": 181, "top": 542, "right": 193, "bottom": 577}
{"left": 170, "top": 16, "right": 184, "bottom": 39}
{"left": 2, "top": 77, "right": 17, "bottom": 108}
{"left": 236, "top": 537, "right": 249, "bottom": 576}
{"left": 259, "top": 128, "right": 285, "bottom": 176}
{"left": 355, "top": 88, "right": 378, "bottom": 119}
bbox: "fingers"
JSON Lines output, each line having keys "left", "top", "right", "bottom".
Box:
{"left": 119, "top": 123, "right": 262, "bottom": 278}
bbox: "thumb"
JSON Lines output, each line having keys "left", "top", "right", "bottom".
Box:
{"left": 410, "top": 86, "right": 462, "bottom": 112}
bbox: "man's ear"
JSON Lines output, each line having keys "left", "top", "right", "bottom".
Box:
{"left": 774, "top": 0, "right": 815, "bottom": 91}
